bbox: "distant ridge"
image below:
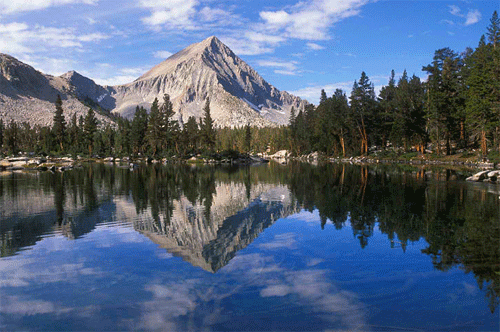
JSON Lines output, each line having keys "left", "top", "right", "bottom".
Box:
{"left": 0, "top": 54, "right": 111, "bottom": 127}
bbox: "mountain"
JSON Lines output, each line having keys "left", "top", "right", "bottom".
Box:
{"left": 67, "top": 36, "right": 308, "bottom": 127}
{"left": 60, "top": 70, "right": 115, "bottom": 109}
{"left": 0, "top": 54, "right": 111, "bottom": 127}
{"left": 0, "top": 36, "right": 307, "bottom": 128}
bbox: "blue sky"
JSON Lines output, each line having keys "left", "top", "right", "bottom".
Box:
{"left": 0, "top": 0, "right": 498, "bottom": 104}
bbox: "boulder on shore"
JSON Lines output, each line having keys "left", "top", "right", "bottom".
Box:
{"left": 466, "top": 170, "right": 499, "bottom": 182}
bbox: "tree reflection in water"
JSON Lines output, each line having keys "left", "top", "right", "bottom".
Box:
{"left": 0, "top": 162, "right": 498, "bottom": 312}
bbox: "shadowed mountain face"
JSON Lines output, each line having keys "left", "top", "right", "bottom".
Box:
{"left": 0, "top": 54, "right": 111, "bottom": 126}
{"left": 65, "top": 36, "right": 307, "bottom": 127}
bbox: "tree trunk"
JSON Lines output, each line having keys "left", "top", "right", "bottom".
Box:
{"left": 446, "top": 133, "right": 451, "bottom": 156}
{"left": 481, "top": 130, "right": 487, "bottom": 157}
{"left": 460, "top": 121, "right": 465, "bottom": 143}
{"left": 436, "top": 126, "right": 441, "bottom": 155}
{"left": 340, "top": 136, "right": 345, "bottom": 157}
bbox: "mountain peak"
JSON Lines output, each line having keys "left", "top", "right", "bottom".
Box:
{"left": 110, "top": 36, "right": 307, "bottom": 125}
{"left": 202, "top": 35, "right": 220, "bottom": 44}
{"left": 61, "top": 70, "right": 83, "bottom": 80}
{"left": 137, "top": 36, "right": 231, "bottom": 81}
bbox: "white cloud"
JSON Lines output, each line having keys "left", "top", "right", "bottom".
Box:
{"left": 220, "top": 31, "right": 285, "bottom": 56}
{"left": 139, "top": 0, "right": 198, "bottom": 29}
{"left": 31, "top": 57, "right": 79, "bottom": 76}
{"left": 91, "top": 65, "right": 151, "bottom": 86}
{"left": 257, "top": 60, "right": 298, "bottom": 71}
{"left": 292, "top": 72, "right": 387, "bottom": 104}
{"left": 86, "top": 17, "right": 98, "bottom": 25}
{"left": 78, "top": 32, "right": 111, "bottom": 42}
{"left": 257, "top": 59, "right": 300, "bottom": 76}
{"left": 0, "top": 0, "right": 98, "bottom": 15}
{"left": 222, "top": 37, "right": 275, "bottom": 56}
{"left": 448, "top": 5, "right": 481, "bottom": 26}
{"left": 275, "top": 70, "right": 298, "bottom": 76}
{"left": 153, "top": 50, "right": 173, "bottom": 59}
{"left": 198, "top": 6, "right": 241, "bottom": 26}
{"left": 0, "top": 23, "right": 33, "bottom": 54}
{"left": 465, "top": 9, "right": 481, "bottom": 26}
{"left": 245, "top": 31, "right": 285, "bottom": 45}
{"left": 306, "top": 42, "right": 325, "bottom": 50}
{"left": 0, "top": 22, "right": 110, "bottom": 57}
{"left": 259, "top": 0, "right": 370, "bottom": 40}
{"left": 449, "top": 5, "right": 463, "bottom": 17}
{"left": 291, "top": 82, "right": 354, "bottom": 103}
{"left": 258, "top": 233, "right": 297, "bottom": 250}
{"left": 0, "top": 296, "right": 56, "bottom": 315}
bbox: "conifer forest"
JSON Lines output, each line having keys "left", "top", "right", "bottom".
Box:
{"left": 1, "top": 12, "right": 499, "bottom": 161}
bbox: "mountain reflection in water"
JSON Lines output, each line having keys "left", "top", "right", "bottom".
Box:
{"left": 0, "top": 162, "right": 498, "bottom": 330}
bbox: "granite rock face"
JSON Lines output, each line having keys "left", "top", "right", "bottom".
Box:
{"left": 0, "top": 54, "right": 111, "bottom": 127}
{"left": 66, "top": 36, "right": 308, "bottom": 127}
{"left": 1, "top": 36, "right": 307, "bottom": 128}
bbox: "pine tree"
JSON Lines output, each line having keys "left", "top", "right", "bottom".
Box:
{"left": 130, "top": 106, "right": 148, "bottom": 155}
{"left": 202, "top": 98, "right": 216, "bottom": 152}
{"left": 115, "top": 117, "right": 131, "bottom": 156}
{"left": 52, "top": 95, "right": 66, "bottom": 152}
{"left": 320, "top": 89, "right": 327, "bottom": 105}
{"left": 67, "top": 113, "right": 80, "bottom": 155}
{"left": 331, "top": 89, "right": 351, "bottom": 156}
{"left": 147, "top": 98, "right": 162, "bottom": 156}
{"left": 486, "top": 11, "right": 500, "bottom": 151}
{"left": 289, "top": 106, "right": 296, "bottom": 127}
{"left": 183, "top": 116, "right": 199, "bottom": 153}
{"left": 393, "top": 70, "right": 410, "bottom": 150}
{"left": 5, "top": 120, "right": 19, "bottom": 155}
{"left": 408, "top": 75, "right": 427, "bottom": 153}
{"left": 314, "top": 94, "right": 331, "bottom": 154}
{"left": 466, "top": 36, "right": 497, "bottom": 156}
{"left": 83, "top": 108, "right": 98, "bottom": 156}
{"left": 159, "top": 94, "right": 179, "bottom": 154}
{"left": 350, "top": 72, "right": 377, "bottom": 155}
{"left": 423, "top": 48, "right": 462, "bottom": 155}
{"left": 487, "top": 11, "right": 500, "bottom": 48}
{"left": 0, "top": 119, "right": 4, "bottom": 152}
{"left": 378, "top": 70, "right": 397, "bottom": 149}
{"left": 245, "top": 124, "right": 252, "bottom": 153}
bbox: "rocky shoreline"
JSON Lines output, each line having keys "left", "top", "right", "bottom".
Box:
{"left": 0, "top": 154, "right": 270, "bottom": 173}
{"left": 1, "top": 151, "right": 498, "bottom": 182}
{"left": 266, "top": 150, "right": 498, "bottom": 169}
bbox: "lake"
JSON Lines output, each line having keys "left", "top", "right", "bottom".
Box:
{"left": 0, "top": 162, "right": 498, "bottom": 331}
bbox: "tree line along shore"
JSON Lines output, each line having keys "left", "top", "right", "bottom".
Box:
{"left": 0, "top": 12, "right": 499, "bottom": 169}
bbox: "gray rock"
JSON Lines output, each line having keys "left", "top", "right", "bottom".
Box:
{"left": 487, "top": 170, "right": 500, "bottom": 178}
{"left": 64, "top": 37, "right": 308, "bottom": 128}
{"left": 0, "top": 54, "right": 114, "bottom": 128}
{"left": 466, "top": 171, "right": 491, "bottom": 182}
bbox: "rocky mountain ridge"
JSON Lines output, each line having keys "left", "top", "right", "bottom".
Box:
{"left": 0, "top": 54, "right": 111, "bottom": 127}
{"left": 0, "top": 36, "right": 307, "bottom": 128}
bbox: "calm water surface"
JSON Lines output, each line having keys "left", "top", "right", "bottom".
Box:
{"left": 0, "top": 163, "right": 498, "bottom": 331}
